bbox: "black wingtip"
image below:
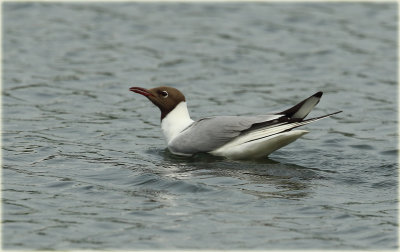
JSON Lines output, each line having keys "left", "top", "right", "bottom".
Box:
{"left": 314, "top": 91, "right": 323, "bottom": 98}
{"left": 275, "top": 91, "right": 324, "bottom": 119}
{"left": 300, "top": 110, "right": 343, "bottom": 124}
{"left": 321, "top": 110, "right": 343, "bottom": 118}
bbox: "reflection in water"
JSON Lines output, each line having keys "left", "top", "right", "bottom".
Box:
{"left": 147, "top": 148, "right": 319, "bottom": 199}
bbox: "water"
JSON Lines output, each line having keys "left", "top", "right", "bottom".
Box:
{"left": 3, "top": 2, "right": 398, "bottom": 250}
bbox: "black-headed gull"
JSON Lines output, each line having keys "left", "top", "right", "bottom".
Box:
{"left": 130, "top": 86, "right": 341, "bottom": 159}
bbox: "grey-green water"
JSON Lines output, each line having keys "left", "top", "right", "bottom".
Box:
{"left": 3, "top": 2, "right": 398, "bottom": 249}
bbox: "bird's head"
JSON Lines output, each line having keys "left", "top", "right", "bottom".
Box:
{"left": 130, "top": 86, "right": 186, "bottom": 120}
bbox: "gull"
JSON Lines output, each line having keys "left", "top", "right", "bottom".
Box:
{"left": 130, "top": 86, "right": 341, "bottom": 159}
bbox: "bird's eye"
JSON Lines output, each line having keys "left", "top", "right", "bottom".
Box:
{"left": 161, "top": 91, "right": 168, "bottom": 98}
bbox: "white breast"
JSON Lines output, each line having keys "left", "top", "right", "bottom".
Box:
{"left": 161, "top": 101, "right": 194, "bottom": 143}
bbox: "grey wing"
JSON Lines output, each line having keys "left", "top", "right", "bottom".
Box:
{"left": 168, "top": 114, "right": 282, "bottom": 154}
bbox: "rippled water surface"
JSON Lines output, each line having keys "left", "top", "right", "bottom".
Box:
{"left": 3, "top": 2, "right": 398, "bottom": 250}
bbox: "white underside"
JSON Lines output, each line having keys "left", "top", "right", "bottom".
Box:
{"left": 161, "top": 102, "right": 194, "bottom": 144}
{"left": 210, "top": 130, "right": 309, "bottom": 159}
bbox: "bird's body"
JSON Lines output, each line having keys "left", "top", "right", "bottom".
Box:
{"left": 130, "top": 86, "right": 341, "bottom": 159}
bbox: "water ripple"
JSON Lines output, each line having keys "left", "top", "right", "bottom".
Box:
{"left": 3, "top": 2, "right": 397, "bottom": 250}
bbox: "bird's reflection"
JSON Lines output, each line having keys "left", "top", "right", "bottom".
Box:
{"left": 144, "top": 148, "right": 325, "bottom": 200}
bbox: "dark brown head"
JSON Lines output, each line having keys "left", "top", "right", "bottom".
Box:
{"left": 130, "top": 86, "right": 186, "bottom": 119}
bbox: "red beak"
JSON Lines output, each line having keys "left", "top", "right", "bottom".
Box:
{"left": 129, "top": 87, "right": 154, "bottom": 97}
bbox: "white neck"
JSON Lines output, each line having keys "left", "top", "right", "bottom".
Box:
{"left": 161, "top": 101, "right": 194, "bottom": 143}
